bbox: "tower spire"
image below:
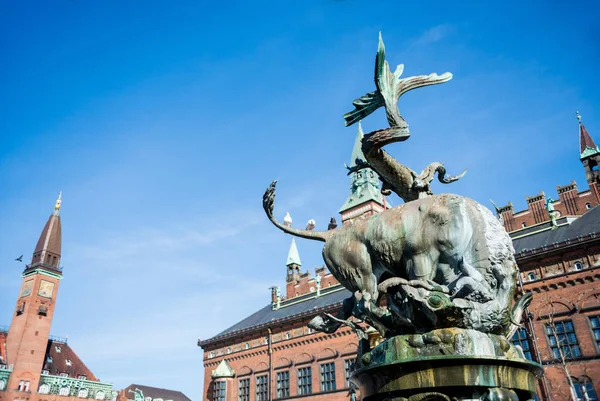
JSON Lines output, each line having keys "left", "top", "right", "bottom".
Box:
{"left": 339, "top": 122, "right": 387, "bottom": 223}
{"left": 286, "top": 238, "right": 301, "bottom": 266}
{"left": 578, "top": 111, "right": 599, "bottom": 159}
{"left": 30, "top": 194, "right": 63, "bottom": 272}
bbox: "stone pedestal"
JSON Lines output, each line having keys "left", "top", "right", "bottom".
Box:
{"left": 352, "top": 328, "right": 542, "bottom": 401}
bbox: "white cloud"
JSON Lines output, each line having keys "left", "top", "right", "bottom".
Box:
{"left": 409, "top": 24, "right": 455, "bottom": 48}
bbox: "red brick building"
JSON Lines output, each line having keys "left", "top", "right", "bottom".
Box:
{"left": 198, "top": 115, "right": 600, "bottom": 401}
{"left": 0, "top": 197, "right": 190, "bottom": 401}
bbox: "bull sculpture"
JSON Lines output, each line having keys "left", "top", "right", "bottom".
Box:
{"left": 262, "top": 33, "right": 531, "bottom": 340}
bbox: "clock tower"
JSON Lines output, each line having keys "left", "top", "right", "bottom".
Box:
{"left": 5, "top": 193, "right": 63, "bottom": 396}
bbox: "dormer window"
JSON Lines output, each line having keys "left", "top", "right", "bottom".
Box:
{"left": 146, "top": 397, "right": 152, "bottom": 401}
{"left": 78, "top": 375, "right": 87, "bottom": 380}
{"left": 59, "top": 372, "right": 69, "bottom": 377}
{"left": 586, "top": 202, "right": 592, "bottom": 210}
{"left": 55, "top": 346, "right": 62, "bottom": 353}
{"left": 527, "top": 272, "right": 537, "bottom": 281}
{"left": 46, "top": 356, "right": 53, "bottom": 363}
{"left": 42, "top": 369, "right": 50, "bottom": 375}
{"left": 521, "top": 222, "right": 527, "bottom": 228}
{"left": 574, "top": 262, "right": 583, "bottom": 271}
{"left": 66, "top": 359, "right": 72, "bottom": 367}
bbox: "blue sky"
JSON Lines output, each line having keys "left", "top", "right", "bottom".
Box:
{"left": 1, "top": 0, "right": 599, "bottom": 399}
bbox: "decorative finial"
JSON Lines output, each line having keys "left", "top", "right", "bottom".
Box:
{"left": 577, "top": 110, "right": 582, "bottom": 123}
{"left": 54, "top": 192, "right": 62, "bottom": 211}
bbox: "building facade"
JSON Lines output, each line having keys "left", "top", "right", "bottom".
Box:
{"left": 0, "top": 195, "right": 116, "bottom": 401}
{"left": 0, "top": 197, "right": 191, "bottom": 401}
{"left": 198, "top": 115, "right": 600, "bottom": 401}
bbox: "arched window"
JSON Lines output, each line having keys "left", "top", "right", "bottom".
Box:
{"left": 0, "top": 379, "right": 5, "bottom": 391}
{"left": 60, "top": 387, "right": 70, "bottom": 396}
{"left": 95, "top": 390, "right": 105, "bottom": 400}
{"left": 245, "top": 343, "right": 250, "bottom": 349}
{"left": 528, "top": 272, "right": 537, "bottom": 281}
{"left": 522, "top": 222, "right": 527, "bottom": 228}
{"left": 78, "top": 388, "right": 89, "bottom": 398}
{"left": 586, "top": 203, "right": 592, "bottom": 210}
{"left": 38, "top": 383, "right": 50, "bottom": 394}
{"left": 209, "top": 351, "right": 214, "bottom": 358}
{"left": 574, "top": 262, "right": 584, "bottom": 271}
{"left": 227, "top": 347, "right": 231, "bottom": 354}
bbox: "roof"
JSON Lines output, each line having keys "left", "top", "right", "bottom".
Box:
{"left": 120, "top": 384, "right": 191, "bottom": 401}
{"left": 0, "top": 331, "right": 7, "bottom": 364}
{"left": 579, "top": 120, "right": 599, "bottom": 159}
{"left": 34, "top": 212, "right": 62, "bottom": 257}
{"left": 43, "top": 340, "right": 98, "bottom": 380}
{"left": 286, "top": 238, "right": 301, "bottom": 266}
{"left": 200, "top": 286, "right": 351, "bottom": 346}
{"left": 512, "top": 205, "right": 600, "bottom": 256}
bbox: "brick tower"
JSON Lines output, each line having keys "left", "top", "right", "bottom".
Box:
{"left": 5, "top": 193, "right": 63, "bottom": 397}
{"left": 339, "top": 122, "right": 387, "bottom": 225}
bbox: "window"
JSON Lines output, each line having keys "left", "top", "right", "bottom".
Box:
{"left": 264, "top": 337, "right": 269, "bottom": 345}
{"left": 56, "top": 346, "right": 62, "bottom": 353}
{"left": 66, "top": 359, "right": 72, "bottom": 366}
{"left": 245, "top": 343, "right": 250, "bottom": 350}
{"left": 589, "top": 316, "right": 600, "bottom": 349}
{"left": 285, "top": 332, "right": 291, "bottom": 340}
{"left": 18, "top": 380, "right": 30, "bottom": 392}
{"left": 586, "top": 203, "right": 592, "bottom": 210}
{"left": 38, "top": 383, "right": 50, "bottom": 394}
{"left": 146, "top": 398, "right": 152, "bottom": 401}
{"left": 47, "top": 356, "right": 53, "bottom": 363}
{"left": 42, "top": 369, "right": 50, "bottom": 375}
{"left": 574, "top": 379, "right": 598, "bottom": 401}
{"left": 95, "top": 390, "right": 105, "bottom": 400}
{"left": 60, "top": 372, "right": 69, "bottom": 377}
{"left": 78, "top": 388, "right": 89, "bottom": 398}
{"left": 522, "top": 222, "right": 527, "bottom": 228}
{"left": 209, "top": 351, "right": 214, "bottom": 358}
{"left": 511, "top": 328, "right": 533, "bottom": 360}
{"left": 574, "top": 262, "right": 584, "bottom": 271}
{"left": 307, "top": 327, "right": 313, "bottom": 334}
{"left": 298, "top": 367, "right": 312, "bottom": 395}
{"left": 60, "top": 387, "right": 70, "bottom": 396}
{"left": 227, "top": 347, "right": 232, "bottom": 354}
{"left": 276, "top": 371, "right": 290, "bottom": 398}
{"left": 320, "top": 362, "right": 336, "bottom": 392}
{"left": 78, "top": 375, "right": 87, "bottom": 380}
{"left": 344, "top": 359, "right": 355, "bottom": 387}
{"left": 528, "top": 272, "right": 537, "bottom": 281}
{"left": 546, "top": 320, "right": 582, "bottom": 359}
{"left": 0, "top": 379, "right": 4, "bottom": 391}
{"left": 238, "top": 378, "right": 250, "bottom": 401}
{"left": 256, "top": 375, "right": 268, "bottom": 401}
{"left": 213, "top": 381, "right": 226, "bottom": 401}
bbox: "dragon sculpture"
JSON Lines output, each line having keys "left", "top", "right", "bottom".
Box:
{"left": 263, "top": 33, "right": 531, "bottom": 342}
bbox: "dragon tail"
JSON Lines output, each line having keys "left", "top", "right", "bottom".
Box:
{"left": 262, "top": 180, "right": 333, "bottom": 243}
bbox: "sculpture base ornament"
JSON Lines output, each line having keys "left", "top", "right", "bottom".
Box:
{"left": 263, "top": 32, "right": 541, "bottom": 401}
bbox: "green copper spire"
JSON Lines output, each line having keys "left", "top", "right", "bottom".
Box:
{"left": 286, "top": 238, "right": 301, "bottom": 266}
{"left": 578, "top": 111, "right": 600, "bottom": 159}
{"left": 339, "top": 122, "right": 386, "bottom": 213}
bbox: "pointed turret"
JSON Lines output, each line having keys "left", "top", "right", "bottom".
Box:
{"left": 577, "top": 112, "right": 600, "bottom": 190}
{"left": 578, "top": 111, "right": 599, "bottom": 159}
{"left": 339, "top": 122, "right": 387, "bottom": 224}
{"left": 286, "top": 238, "right": 301, "bottom": 283}
{"left": 30, "top": 192, "right": 62, "bottom": 272}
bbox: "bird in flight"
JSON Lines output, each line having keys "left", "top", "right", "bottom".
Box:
{"left": 15, "top": 255, "right": 23, "bottom": 262}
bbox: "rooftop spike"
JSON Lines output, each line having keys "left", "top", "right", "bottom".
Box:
{"left": 53, "top": 191, "right": 62, "bottom": 215}
{"left": 578, "top": 111, "right": 599, "bottom": 159}
{"left": 286, "top": 238, "right": 302, "bottom": 266}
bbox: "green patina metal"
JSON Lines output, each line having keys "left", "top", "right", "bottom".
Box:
{"left": 339, "top": 123, "right": 386, "bottom": 213}
{"left": 22, "top": 267, "right": 63, "bottom": 280}
{"left": 38, "top": 373, "right": 114, "bottom": 400}
{"left": 0, "top": 365, "right": 12, "bottom": 390}
{"left": 352, "top": 328, "right": 541, "bottom": 401}
{"left": 286, "top": 238, "right": 302, "bottom": 266}
{"left": 580, "top": 146, "right": 600, "bottom": 159}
